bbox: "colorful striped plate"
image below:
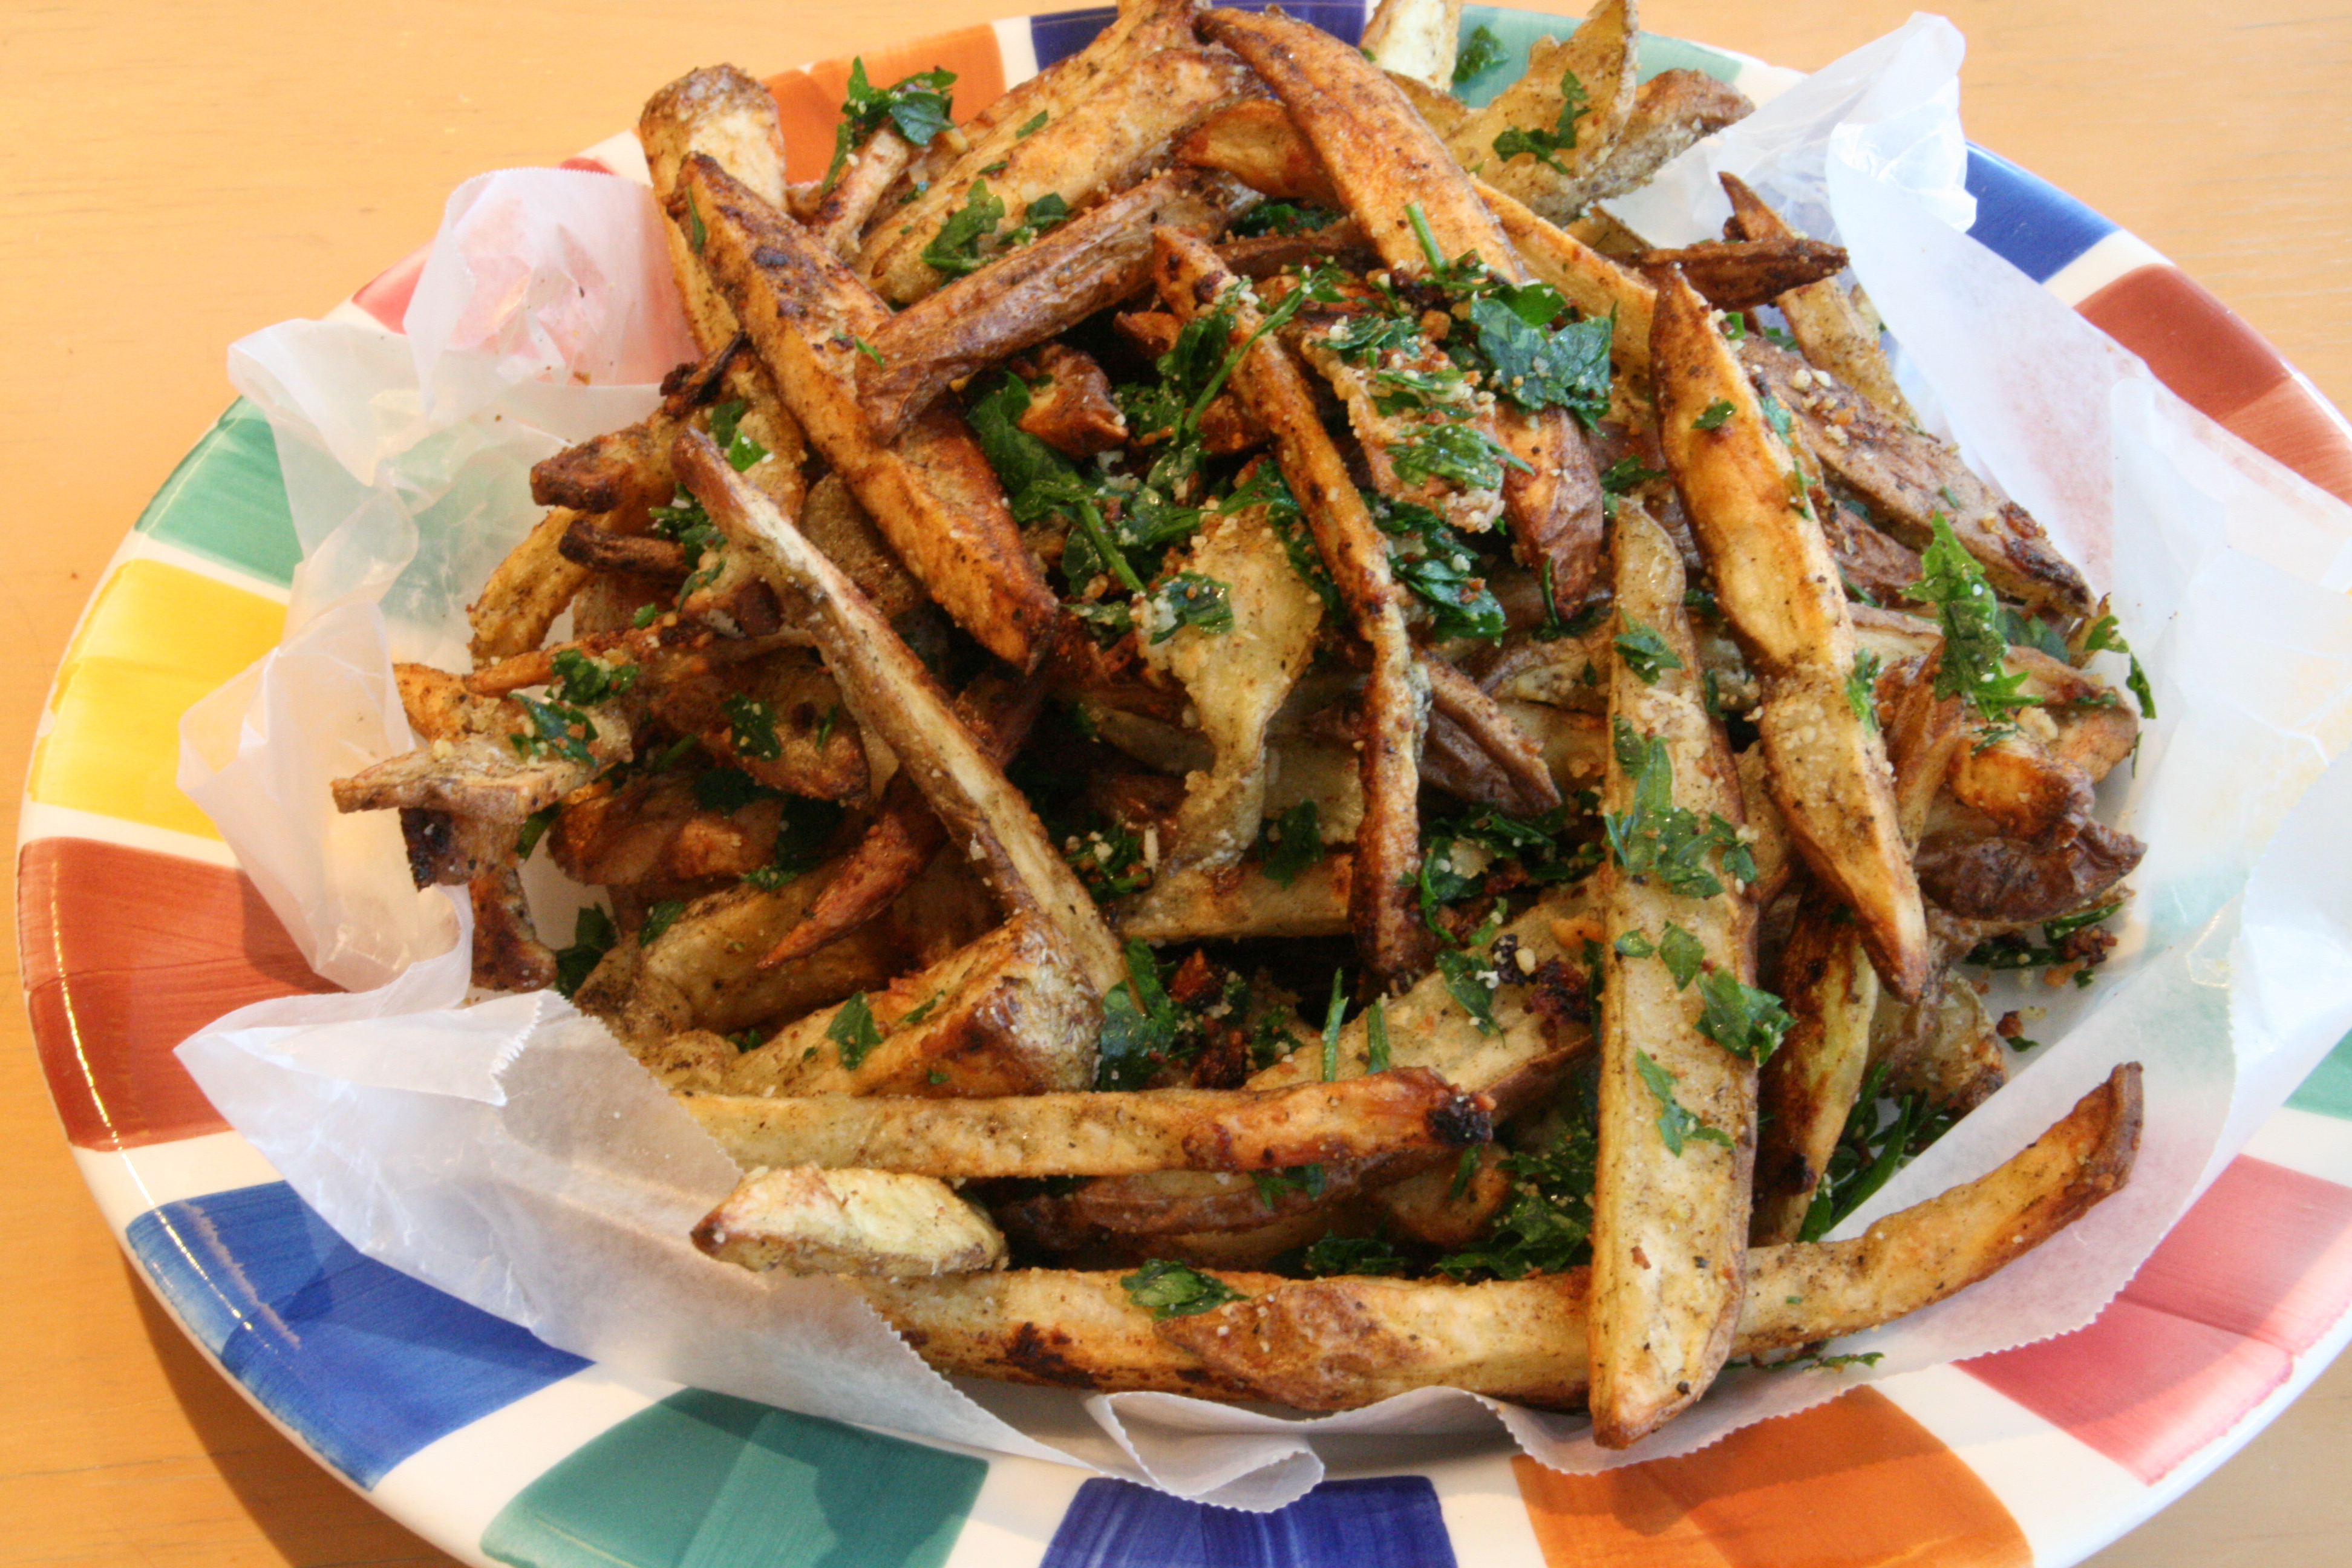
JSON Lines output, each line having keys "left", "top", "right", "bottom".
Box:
{"left": 22, "top": 5, "right": 2352, "bottom": 1566}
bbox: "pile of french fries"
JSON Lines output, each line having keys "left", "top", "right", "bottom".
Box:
{"left": 331, "top": 0, "right": 2151, "bottom": 1447}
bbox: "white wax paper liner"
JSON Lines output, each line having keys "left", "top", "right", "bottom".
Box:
{"left": 171, "top": 16, "right": 2352, "bottom": 1505}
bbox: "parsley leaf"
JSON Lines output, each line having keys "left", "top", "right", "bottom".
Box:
{"left": 1096, "top": 941, "right": 1180, "bottom": 1091}
{"left": 549, "top": 648, "right": 639, "bottom": 707}
{"left": 1432, "top": 1070, "right": 1599, "bottom": 1279}
{"left": 1122, "top": 1259, "right": 1247, "bottom": 1318}
{"left": 1231, "top": 200, "right": 1345, "bottom": 238}
{"left": 742, "top": 797, "right": 846, "bottom": 890}
{"left": 921, "top": 180, "right": 1005, "bottom": 276}
{"left": 1694, "top": 970, "right": 1793, "bottom": 1062}
{"left": 1491, "top": 69, "right": 1590, "bottom": 174}
{"left": 1658, "top": 922, "right": 1707, "bottom": 990}
{"left": 509, "top": 693, "right": 597, "bottom": 766}
{"left": 1910, "top": 515, "right": 2040, "bottom": 738}
{"left": 1148, "top": 572, "right": 1233, "bottom": 643}
{"left": 1601, "top": 456, "right": 1667, "bottom": 492}
{"left": 722, "top": 693, "right": 782, "bottom": 761}
{"left": 1636, "top": 1050, "right": 1735, "bottom": 1155}
{"left": 1301, "top": 1233, "right": 1413, "bottom": 1275}
{"left": 638, "top": 899, "right": 686, "bottom": 947}
{"left": 1452, "top": 22, "right": 1506, "bottom": 85}
{"left": 824, "top": 59, "right": 956, "bottom": 192}
{"left": 1251, "top": 1163, "right": 1328, "bottom": 1207}
{"left": 1603, "top": 719, "right": 1756, "bottom": 897}
{"left": 1436, "top": 944, "right": 1501, "bottom": 1034}
{"left": 1467, "top": 297, "right": 1612, "bottom": 425}
{"left": 1258, "top": 799, "right": 1324, "bottom": 887}
{"left": 1845, "top": 648, "right": 1884, "bottom": 732}
{"left": 2083, "top": 612, "right": 2156, "bottom": 719}
{"left": 1798, "top": 1060, "right": 1961, "bottom": 1241}
{"left": 1613, "top": 615, "right": 1684, "bottom": 685}
{"left": 1691, "top": 398, "right": 1736, "bottom": 431}
{"left": 827, "top": 992, "right": 884, "bottom": 1069}
{"left": 1365, "top": 999, "right": 1391, "bottom": 1073}
{"left": 552, "top": 904, "right": 617, "bottom": 999}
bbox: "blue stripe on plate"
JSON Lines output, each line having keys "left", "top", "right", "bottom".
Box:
{"left": 1040, "top": 1477, "right": 1456, "bottom": 1568}
{"left": 125, "top": 1181, "right": 589, "bottom": 1488}
{"left": 1964, "top": 145, "right": 2117, "bottom": 284}
{"left": 1028, "top": 2, "right": 1365, "bottom": 72}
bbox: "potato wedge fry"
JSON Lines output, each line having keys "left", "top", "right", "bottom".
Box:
{"left": 1578, "top": 69, "right": 1751, "bottom": 205}
{"left": 1361, "top": 0, "right": 1463, "bottom": 90}
{"left": 674, "top": 428, "right": 1128, "bottom": 994}
{"left": 1425, "top": 653, "right": 1562, "bottom": 815}
{"left": 1741, "top": 339, "right": 2094, "bottom": 619}
{"left": 1155, "top": 1063, "right": 2141, "bottom": 1406}
{"left": 1445, "top": 0, "right": 1639, "bottom": 221}
{"left": 1172, "top": 98, "right": 1342, "bottom": 204}
{"left": 680, "top": 153, "right": 1063, "bottom": 671}
{"left": 468, "top": 508, "right": 593, "bottom": 665}
{"left": 1916, "top": 819, "right": 2145, "bottom": 926}
{"left": 1200, "top": 7, "right": 1609, "bottom": 608}
{"left": 860, "top": 167, "right": 1259, "bottom": 442}
{"left": 854, "top": 1268, "right": 1284, "bottom": 1398}
{"left": 1117, "top": 856, "right": 1354, "bottom": 942}
{"left": 1641, "top": 236, "right": 1852, "bottom": 312}
{"left": 1590, "top": 499, "right": 1757, "bottom": 1446}
{"left": 1870, "top": 970, "right": 2008, "bottom": 1116}
{"left": 861, "top": 46, "right": 1254, "bottom": 304}
{"left": 639, "top": 65, "right": 790, "bottom": 354}
{"left": 1149, "top": 226, "right": 1432, "bottom": 984}
{"left": 682, "top": 1067, "right": 1495, "bottom": 1177}
{"left": 809, "top": 128, "right": 917, "bottom": 262}
{"left": 695, "top": 1166, "right": 1007, "bottom": 1279}
{"left": 728, "top": 911, "right": 1099, "bottom": 1097}
{"left": 1753, "top": 886, "right": 1881, "bottom": 1244}
{"left": 1653, "top": 267, "right": 1930, "bottom": 999}
{"left": 1720, "top": 172, "right": 1915, "bottom": 423}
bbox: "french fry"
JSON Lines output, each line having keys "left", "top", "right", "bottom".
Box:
{"left": 1720, "top": 172, "right": 1915, "bottom": 423}
{"left": 1445, "top": 0, "right": 1640, "bottom": 221}
{"left": 1155, "top": 1063, "right": 2141, "bottom": 1406}
{"left": 696, "top": 1166, "right": 1008, "bottom": 1279}
{"left": 639, "top": 65, "right": 791, "bottom": 354}
{"left": 1477, "top": 177, "right": 1655, "bottom": 378}
{"left": 679, "top": 153, "right": 1065, "bottom": 671}
{"left": 1149, "top": 226, "right": 1432, "bottom": 984}
{"left": 1172, "top": 99, "right": 1342, "bottom": 204}
{"left": 1578, "top": 70, "right": 1752, "bottom": 205}
{"left": 1753, "top": 886, "right": 1881, "bottom": 1244}
{"left": 1641, "top": 236, "right": 1852, "bottom": 312}
{"left": 1361, "top": 0, "right": 1464, "bottom": 91}
{"left": 860, "top": 167, "right": 1259, "bottom": 442}
{"left": 860, "top": 46, "right": 1253, "bottom": 304}
{"left": 1589, "top": 500, "right": 1757, "bottom": 1447}
{"left": 673, "top": 428, "right": 1128, "bottom": 994}
{"left": 468, "top": 508, "right": 593, "bottom": 665}
{"left": 727, "top": 911, "right": 1100, "bottom": 1097}
{"left": 681, "top": 1068, "right": 1494, "bottom": 1177}
{"left": 1653, "top": 267, "right": 1930, "bottom": 999}
{"left": 1200, "top": 5, "right": 1607, "bottom": 609}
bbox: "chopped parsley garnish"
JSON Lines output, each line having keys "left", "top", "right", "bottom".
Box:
{"left": 1466, "top": 296, "right": 1612, "bottom": 425}
{"left": 551, "top": 904, "right": 618, "bottom": 999}
{"left": 1388, "top": 420, "right": 1523, "bottom": 492}
{"left": 1798, "top": 1060, "right": 1961, "bottom": 1241}
{"left": 1452, "top": 22, "right": 1507, "bottom": 85}
{"left": 509, "top": 693, "right": 598, "bottom": 766}
{"left": 1604, "top": 719, "right": 1757, "bottom": 897}
{"left": 920, "top": 180, "right": 1005, "bottom": 276}
{"left": 1016, "top": 108, "right": 1049, "bottom": 136}
{"left": 1094, "top": 941, "right": 1180, "bottom": 1091}
{"left": 824, "top": 59, "right": 956, "bottom": 192}
{"left": 1658, "top": 922, "right": 1707, "bottom": 990}
{"left": 639, "top": 898, "right": 686, "bottom": 947}
{"left": 693, "top": 765, "right": 780, "bottom": 813}
{"left": 1601, "top": 456, "right": 1667, "bottom": 492}
{"left": 1694, "top": 970, "right": 1792, "bottom": 1063}
{"left": 901, "top": 991, "right": 947, "bottom": 1027}
{"left": 1258, "top": 799, "right": 1324, "bottom": 887}
{"left": 1845, "top": 648, "right": 1884, "bottom": 731}
{"left": 1615, "top": 931, "right": 1655, "bottom": 958}
{"left": 1231, "top": 200, "right": 1345, "bottom": 238}
{"left": 1965, "top": 899, "right": 2125, "bottom": 977}
{"left": 1060, "top": 818, "right": 1151, "bottom": 900}
{"left": 1436, "top": 942, "right": 1502, "bottom": 1034}
{"left": 1252, "top": 1163, "right": 1328, "bottom": 1206}
{"left": 1432, "top": 1070, "right": 1599, "bottom": 1279}
{"left": 1122, "top": 1259, "right": 1247, "bottom": 1318}
{"left": 1635, "top": 1049, "right": 1735, "bottom": 1155}
{"left": 1365, "top": 998, "right": 1391, "bottom": 1073}
{"left": 1147, "top": 571, "right": 1234, "bottom": 643}
{"left": 1751, "top": 1349, "right": 1885, "bottom": 1373}
{"left": 1415, "top": 805, "right": 1584, "bottom": 930}
{"left": 1910, "top": 514, "right": 2040, "bottom": 737}
{"left": 742, "top": 797, "right": 847, "bottom": 890}
{"left": 515, "top": 803, "right": 558, "bottom": 860}
{"left": 1613, "top": 615, "right": 1684, "bottom": 685}
{"left": 1301, "top": 1233, "right": 1413, "bottom": 1275}
{"left": 1691, "top": 398, "right": 1736, "bottom": 431}
{"left": 722, "top": 693, "right": 782, "bottom": 761}
{"left": 1491, "top": 69, "right": 1590, "bottom": 174}
{"left": 549, "top": 648, "right": 640, "bottom": 707}
{"left": 1320, "top": 969, "right": 1347, "bottom": 1081}
{"left": 1371, "top": 494, "right": 1507, "bottom": 640}
{"left": 827, "top": 992, "right": 884, "bottom": 1070}
{"left": 2083, "top": 612, "right": 2155, "bottom": 719}
{"left": 684, "top": 188, "right": 706, "bottom": 253}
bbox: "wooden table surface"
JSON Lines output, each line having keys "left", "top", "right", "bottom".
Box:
{"left": 2, "top": 2, "right": 2346, "bottom": 1564}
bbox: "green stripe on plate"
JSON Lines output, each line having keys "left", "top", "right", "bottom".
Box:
{"left": 132, "top": 398, "right": 302, "bottom": 588}
{"left": 2287, "top": 1027, "right": 2352, "bottom": 1121}
{"left": 1452, "top": 8, "right": 1741, "bottom": 105}
{"left": 479, "top": 1389, "right": 985, "bottom": 1568}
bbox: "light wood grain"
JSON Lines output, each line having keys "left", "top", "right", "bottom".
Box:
{"left": 1, "top": 4, "right": 2345, "bottom": 1565}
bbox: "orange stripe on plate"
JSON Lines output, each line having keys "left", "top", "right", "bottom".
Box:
{"left": 1512, "top": 1389, "right": 2030, "bottom": 1568}
{"left": 28, "top": 558, "right": 284, "bottom": 840}
{"left": 766, "top": 26, "right": 1008, "bottom": 187}
{"left": 20, "top": 838, "right": 338, "bottom": 1151}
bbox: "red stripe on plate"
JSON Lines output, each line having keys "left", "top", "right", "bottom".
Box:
{"left": 1963, "top": 1299, "right": 2288, "bottom": 1486}
{"left": 1513, "top": 1388, "right": 2028, "bottom": 1568}
{"left": 352, "top": 241, "right": 431, "bottom": 333}
{"left": 2077, "top": 263, "right": 2352, "bottom": 505}
{"left": 19, "top": 838, "right": 339, "bottom": 1151}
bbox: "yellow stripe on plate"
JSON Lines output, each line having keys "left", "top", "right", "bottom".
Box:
{"left": 30, "top": 558, "right": 286, "bottom": 840}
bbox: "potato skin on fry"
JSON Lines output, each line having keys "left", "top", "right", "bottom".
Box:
{"left": 683, "top": 1068, "right": 1492, "bottom": 1178}
{"left": 696, "top": 1166, "right": 1008, "bottom": 1279}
